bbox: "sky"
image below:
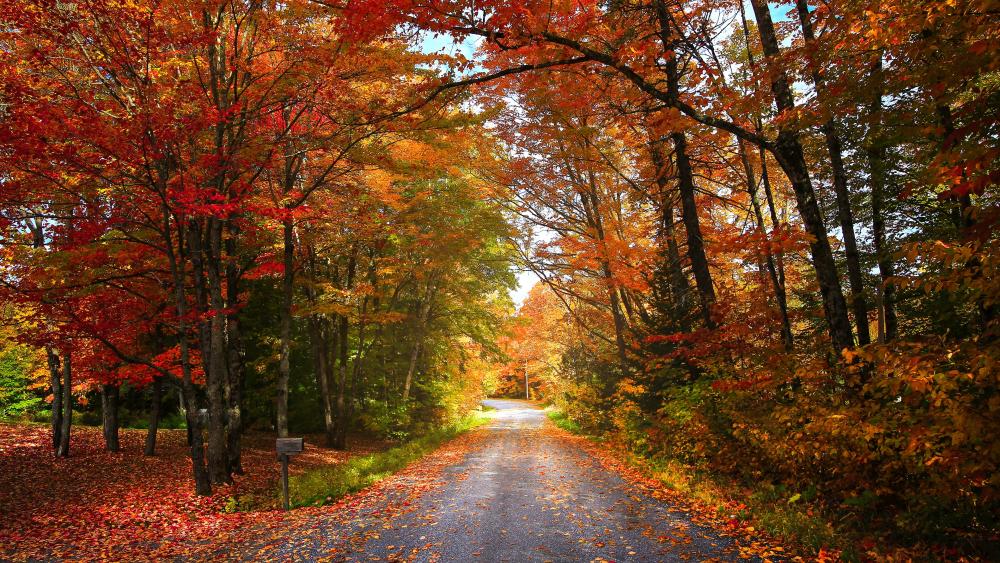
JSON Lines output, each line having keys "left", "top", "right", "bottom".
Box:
{"left": 510, "top": 270, "right": 540, "bottom": 308}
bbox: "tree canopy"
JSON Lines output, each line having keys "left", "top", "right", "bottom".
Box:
{"left": 1, "top": 0, "right": 997, "bottom": 556}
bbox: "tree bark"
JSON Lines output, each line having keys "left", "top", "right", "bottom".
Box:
{"left": 56, "top": 350, "right": 71, "bottom": 458}
{"left": 47, "top": 348, "right": 62, "bottom": 451}
{"left": 334, "top": 311, "right": 350, "bottom": 450}
{"left": 403, "top": 281, "right": 434, "bottom": 404}
{"left": 936, "top": 103, "right": 991, "bottom": 332}
{"left": 348, "top": 297, "right": 369, "bottom": 429}
{"left": 180, "top": 377, "right": 212, "bottom": 495}
{"left": 306, "top": 243, "right": 337, "bottom": 446}
{"left": 225, "top": 305, "right": 244, "bottom": 474}
{"left": 33, "top": 222, "right": 64, "bottom": 450}
{"left": 101, "top": 384, "right": 120, "bottom": 452}
{"left": 204, "top": 218, "right": 231, "bottom": 485}
{"left": 145, "top": 378, "right": 162, "bottom": 456}
{"left": 937, "top": 104, "right": 975, "bottom": 232}
{"left": 748, "top": 0, "right": 855, "bottom": 352}
{"left": 186, "top": 218, "right": 228, "bottom": 486}
{"left": 577, "top": 177, "right": 632, "bottom": 368}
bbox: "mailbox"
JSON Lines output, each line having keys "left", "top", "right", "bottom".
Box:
{"left": 276, "top": 437, "right": 305, "bottom": 510}
{"left": 276, "top": 438, "right": 304, "bottom": 456}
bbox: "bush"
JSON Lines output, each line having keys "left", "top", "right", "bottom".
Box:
{"left": 0, "top": 345, "right": 43, "bottom": 420}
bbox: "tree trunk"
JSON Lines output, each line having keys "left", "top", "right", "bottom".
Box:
{"left": 937, "top": 104, "right": 974, "bottom": 232}
{"left": 648, "top": 135, "right": 692, "bottom": 331}
{"left": 935, "top": 103, "right": 990, "bottom": 331}
{"left": 351, "top": 294, "right": 371, "bottom": 419}
{"left": 277, "top": 218, "right": 294, "bottom": 438}
{"left": 163, "top": 195, "right": 212, "bottom": 495}
{"left": 47, "top": 348, "right": 62, "bottom": 451}
{"left": 606, "top": 278, "right": 631, "bottom": 369}
{"left": 101, "top": 384, "right": 120, "bottom": 452}
{"left": 225, "top": 316, "right": 244, "bottom": 474}
{"left": 306, "top": 243, "right": 337, "bottom": 447}
{"left": 795, "top": 0, "right": 870, "bottom": 345}
{"left": 868, "top": 56, "right": 898, "bottom": 342}
{"left": 311, "top": 316, "right": 336, "bottom": 446}
{"left": 673, "top": 131, "right": 717, "bottom": 329}
{"left": 225, "top": 222, "right": 245, "bottom": 475}
{"left": 652, "top": 6, "right": 716, "bottom": 329}
{"left": 579, "top": 183, "right": 632, "bottom": 368}
{"left": 402, "top": 338, "right": 421, "bottom": 404}
{"left": 145, "top": 378, "right": 162, "bottom": 456}
{"left": 334, "top": 311, "right": 350, "bottom": 450}
{"left": 56, "top": 350, "right": 71, "bottom": 458}
{"left": 181, "top": 377, "right": 212, "bottom": 495}
{"left": 186, "top": 219, "right": 227, "bottom": 486}
{"left": 204, "top": 218, "right": 231, "bottom": 485}
{"left": 333, "top": 250, "right": 357, "bottom": 450}
{"left": 749, "top": 0, "right": 855, "bottom": 352}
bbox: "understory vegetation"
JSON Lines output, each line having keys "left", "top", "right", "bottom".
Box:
{"left": 288, "top": 410, "right": 492, "bottom": 508}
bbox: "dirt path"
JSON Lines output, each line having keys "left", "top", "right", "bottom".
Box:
{"left": 218, "top": 400, "right": 767, "bottom": 562}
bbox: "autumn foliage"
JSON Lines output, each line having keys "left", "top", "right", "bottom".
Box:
{"left": 0, "top": 0, "right": 998, "bottom": 559}
{"left": 457, "top": 0, "right": 999, "bottom": 557}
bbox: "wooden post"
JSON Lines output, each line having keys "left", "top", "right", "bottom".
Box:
{"left": 276, "top": 437, "right": 304, "bottom": 510}
{"left": 280, "top": 454, "right": 290, "bottom": 510}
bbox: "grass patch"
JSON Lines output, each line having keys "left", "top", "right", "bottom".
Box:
{"left": 545, "top": 408, "right": 583, "bottom": 434}
{"left": 288, "top": 410, "right": 492, "bottom": 508}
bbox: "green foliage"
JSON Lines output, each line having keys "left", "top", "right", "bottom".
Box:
{"left": 0, "top": 344, "right": 42, "bottom": 419}
{"left": 359, "top": 400, "right": 412, "bottom": 441}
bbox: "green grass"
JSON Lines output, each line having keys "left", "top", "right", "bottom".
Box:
{"left": 287, "top": 410, "right": 493, "bottom": 508}
{"left": 545, "top": 408, "right": 582, "bottom": 434}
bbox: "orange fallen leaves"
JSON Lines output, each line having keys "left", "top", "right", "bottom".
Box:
{"left": 0, "top": 423, "right": 387, "bottom": 561}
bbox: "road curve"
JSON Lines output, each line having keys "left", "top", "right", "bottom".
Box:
{"left": 221, "top": 399, "right": 754, "bottom": 562}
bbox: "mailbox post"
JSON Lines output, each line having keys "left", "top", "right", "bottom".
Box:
{"left": 276, "top": 438, "right": 304, "bottom": 510}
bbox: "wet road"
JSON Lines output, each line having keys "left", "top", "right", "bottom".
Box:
{"left": 225, "top": 400, "right": 750, "bottom": 562}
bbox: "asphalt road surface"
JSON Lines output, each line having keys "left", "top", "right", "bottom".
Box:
{"left": 225, "top": 399, "right": 754, "bottom": 562}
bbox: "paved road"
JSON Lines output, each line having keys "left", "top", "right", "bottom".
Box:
{"left": 225, "top": 399, "right": 751, "bottom": 562}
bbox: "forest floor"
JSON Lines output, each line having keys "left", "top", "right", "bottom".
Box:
{"left": 0, "top": 403, "right": 789, "bottom": 561}
{"left": 0, "top": 422, "right": 388, "bottom": 560}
